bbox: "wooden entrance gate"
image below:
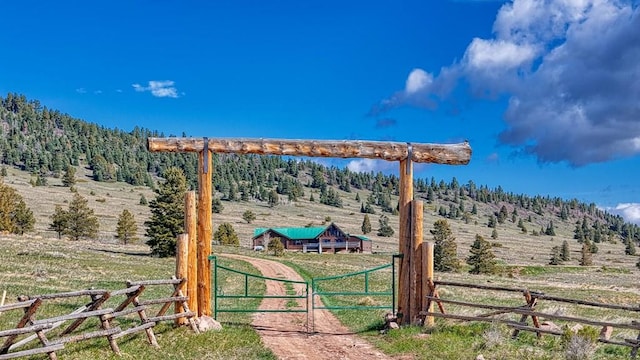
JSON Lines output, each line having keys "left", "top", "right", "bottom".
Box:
{"left": 148, "top": 137, "right": 471, "bottom": 325}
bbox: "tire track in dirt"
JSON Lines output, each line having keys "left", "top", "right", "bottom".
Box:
{"left": 221, "top": 254, "right": 396, "bottom": 360}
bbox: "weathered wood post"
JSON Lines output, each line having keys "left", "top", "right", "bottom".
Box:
{"left": 398, "top": 158, "right": 413, "bottom": 325}
{"left": 185, "top": 191, "right": 198, "bottom": 316}
{"left": 175, "top": 234, "right": 188, "bottom": 325}
{"left": 148, "top": 137, "right": 471, "bottom": 320}
{"left": 424, "top": 241, "right": 434, "bottom": 326}
{"left": 197, "top": 147, "right": 213, "bottom": 317}
{"left": 411, "top": 200, "right": 424, "bottom": 325}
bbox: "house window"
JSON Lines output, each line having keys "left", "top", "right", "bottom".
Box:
{"left": 294, "top": 240, "right": 302, "bottom": 245}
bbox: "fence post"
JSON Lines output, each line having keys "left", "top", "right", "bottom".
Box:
{"left": 411, "top": 200, "right": 424, "bottom": 325}
{"left": 197, "top": 148, "right": 213, "bottom": 317}
{"left": 185, "top": 191, "right": 198, "bottom": 317}
{"left": 398, "top": 158, "right": 413, "bottom": 325}
{"left": 424, "top": 242, "right": 434, "bottom": 326}
{"left": 175, "top": 234, "right": 188, "bottom": 325}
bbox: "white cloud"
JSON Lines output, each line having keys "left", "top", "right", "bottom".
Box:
{"left": 132, "top": 80, "right": 180, "bottom": 98}
{"left": 607, "top": 203, "right": 640, "bottom": 225}
{"left": 76, "top": 88, "right": 87, "bottom": 94}
{"left": 347, "top": 159, "right": 395, "bottom": 173}
{"left": 374, "top": 0, "right": 640, "bottom": 166}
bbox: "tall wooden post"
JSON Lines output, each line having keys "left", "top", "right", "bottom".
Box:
{"left": 197, "top": 148, "right": 213, "bottom": 316}
{"left": 185, "top": 191, "right": 198, "bottom": 316}
{"left": 175, "top": 234, "right": 188, "bottom": 325}
{"left": 411, "top": 200, "right": 424, "bottom": 325}
{"left": 398, "top": 158, "right": 413, "bottom": 325}
{"left": 425, "top": 242, "right": 435, "bottom": 326}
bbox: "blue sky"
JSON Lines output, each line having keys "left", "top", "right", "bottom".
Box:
{"left": 1, "top": 0, "right": 640, "bottom": 223}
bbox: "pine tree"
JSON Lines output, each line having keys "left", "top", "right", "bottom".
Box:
{"left": 625, "top": 239, "right": 637, "bottom": 256}
{"left": 212, "top": 197, "right": 224, "bottom": 213}
{"left": 139, "top": 194, "right": 148, "bottom": 205}
{"left": 0, "top": 180, "right": 34, "bottom": 234}
{"left": 549, "top": 246, "right": 562, "bottom": 265}
{"left": 268, "top": 189, "right": 279, "bottom": 208}
{"left": 431, "top": 219, "right": 460, "bottom": 272}
{"left": 561, "top": 240, "right": 571, "bottom": 261}
{"left": 116, "top": 209, "right": 138, "bottom": 244}
{"left": 545, "top": 221, "right": 556, "bottom": 236}
{"left": 268, "top": 237, "right": 284, "bottom": 256}
{"left": 361, "top": 214, "right": 372, "bottom": 234}
{"left": 377, "top": 215, "right": 394, "bottom": 237}
{"left": 145, "top": 167, "right": 188, "bottom": 257}
{"left": 64, "top": 193, "right": 99, "bottom": 241}
{"left": 62, "top": 165, "right": 76, "bottom": 187}
{"left": 491, "top": 228, "right": 498, "bottom": 239}
{"left": 467, "top": 234, "right": 498, "bottom": 274}
{"left": 580, "top": 242, "right": 593, "bottom": 266}
{"left": 49, "top": 205, "right": 68, "bottom": 239}
{"left": 242, "top": 210, "right": 256, "bottom": 224}
{"left": 214, "top": 223, "right": 240, "bottom": 246}
{"left": 13, "top": 200, "right": 35, "bottom": 235}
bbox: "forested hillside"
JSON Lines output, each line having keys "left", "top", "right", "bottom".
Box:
{"left": 1, "top": 92, "right": 639, "bottom": 250}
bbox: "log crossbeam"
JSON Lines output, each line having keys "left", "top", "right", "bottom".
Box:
{"left": 148, "top": 138, "right": 471, "bottom": 165}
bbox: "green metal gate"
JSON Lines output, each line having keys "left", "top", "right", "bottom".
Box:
{"left": 210, "top": 255, "right": 398, "bottom": 333}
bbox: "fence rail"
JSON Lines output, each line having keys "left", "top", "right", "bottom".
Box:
{"left": 422, "top": 279, "right": 640, "bottom": 359}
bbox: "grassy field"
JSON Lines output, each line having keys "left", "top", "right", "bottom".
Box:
{"left": 1, "top": 166, "right": 639, "bottom": 359}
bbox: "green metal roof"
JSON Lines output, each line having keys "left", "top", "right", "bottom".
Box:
{"left": 253, "top": 226, "right": 327, "bottom": 240}
{"left": 353, "top": 235, "right": 371, "bottom": 241}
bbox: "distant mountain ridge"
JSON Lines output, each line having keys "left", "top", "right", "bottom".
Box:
{"left": 1, "top": 92, "right": 639, "bottom": 247}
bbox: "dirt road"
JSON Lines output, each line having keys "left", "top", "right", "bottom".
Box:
{"left": 222, "top": 254, "right": 396, "bottom": 360}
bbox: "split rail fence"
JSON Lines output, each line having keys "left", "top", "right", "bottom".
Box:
{"left": 421, "top": 279, "right": 640, "bottom": 358}
{"left": 0, "top": 278, "right": 197, "bottom": 359}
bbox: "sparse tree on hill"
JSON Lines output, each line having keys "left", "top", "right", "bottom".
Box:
{"left": 545, "top": 221, "right": 556, "bottom": 236}
{"left": 64, "top": 193, "right": 99, "bottom": 241}
{"left": 625, "top": 239, "right": 636, "bottom": 256}
{"left": 361, "top": 214, "right": 372, "bottom": 234}
{"left": 549, "top": 246, "right": 562, "bottom": 265}
{"left": 49, "top": 205, "right": 68, "bottom": 239}
{"left": 116, "top": 209, "right": 138, "bottom": 244}
{"left": 491, "top": 228, "right": 498, "bottom": 239}
{"left": 377, "top": 215, "right": 394, "bottom": 237}
{"left": 62, "top": 165, "right": 76, "bottom": 187}
{"left": 636, "top": 257, "right": 640, "bottom": 271}
{"left": 487, "top": 215, "right": 496, "bottom": 228}
{"left": 145, "top": 167, "right": 187, "bottom": 257}
{"left": 467, "top": 234, "right": 498, "bottom": 275}
{"left": 139, "top": 194, "right": 148, "bottom": 205}
{"left": 268, "top": 189, "right": 279, "bottom": 208}
{"left": 268, "top": 237, "right": 284, "bottom": 256}
{"left": 242, "top": 210, "right": 256, "bottom": 224}
{"left": 214, "top": 223, "right": 239, "bottom": 246}
{"left": 212, "top": 197, "right": 224, "bottom": 213}
{"left": 0, "top": 180, "right": 35, "bottom": 235}
{"left": 580, "top": 243, "right": 593, "bottom": 266}
{"left": 431, "top": 219, "right": 460, "bottom": 272}
{"left": 561, "top": 240, "right": 571, "bottom": 261}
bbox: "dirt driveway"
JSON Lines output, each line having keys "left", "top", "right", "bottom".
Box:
{"left": 222, "top": 254, "right": 398, "bottom": 360}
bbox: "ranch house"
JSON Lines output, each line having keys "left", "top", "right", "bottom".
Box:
{"left": 252, "top": 223, "right": 372, "bottom": 253}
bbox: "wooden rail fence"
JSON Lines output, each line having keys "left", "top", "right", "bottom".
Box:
{"left": 421, "top": 279, "right": 640, "bottom": 358}
{"left": 0, "top": 278, "right": 197, "bottom": 359}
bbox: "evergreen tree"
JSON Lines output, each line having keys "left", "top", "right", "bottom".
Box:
{"left": 13, "top": 200, "right": 35, "bottom": 235}
{"left": 377, "top": 215, "right": 394, "bottom": 237}
{"left": 62, "top": 165, "right": 76, "bottom": 187}
{"left": 355, "top": 192, "right": 360, "bottom": 202}
{"left": 487, "top": 215, "right": 497, "bottom": 228}
{"left": 267, "top": 237, "right": 284, "bottom": 256}
{"left": 431, "top": 219, "right": 460, "bottom": 272}
{"left": 214, "top": 222, "right": 240, "bottom": 246}
{"left": 561, "top": 240, "right": 571, "bottom": 261}
{"left": 580, "top": 242, "right": 593, "bottom": 266}
{"left": 145, "top": 167, "right": 188, "bottom": 257}
{"left": 549, "top": 246, "right": 562, "bottom": 265}
{"left": 545, "top": 221, "right": 556, "bottom": 236}
{"left": 361, "top": 214, "right": 372, "bottom": 234}
{"left": 625, "top": 239, "right": 637, "bottom": 256}
{"left": 64, "top": 193, "right": 99, "bottom": 241}
{"left": 491, "top": 228, "right": 498, "bottom": 239}
{"left": 467, "top": 234, "right": 498, "bottom": 274}
{"left": 309, "top": 193, "right": 315, "bottom": 202}
{"left": 0, "top": 180, "right": 34, "bottom": 234}
{"left": 636, "top": 257, "right": 640, "bottom": 271}
{"left": 115, "top": 209, "right": 138, "bottom": 244}
{"left": 49, "top": 205, "right": 68, "bottom": 239}
{"left": 242, "top": 210, "right": 256, "bottom": 224}
{"left": 268, "top": 189, "right": 279, "bottom": 208}
{"left": 471, "top": 203, "right": 478, "bottom": 215}
{"left": 212, "top": 196, "right": 224, "bottom": 213}
{"left": 139, "top": 194, "right": 148, "bottom": 205}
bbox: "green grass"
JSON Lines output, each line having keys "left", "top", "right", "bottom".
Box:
{"left": 0, "top": 236, "right": 276, "bottom": 360}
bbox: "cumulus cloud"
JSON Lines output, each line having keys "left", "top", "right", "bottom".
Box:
{"left": 347, "top": 159, "right": 396, "bottom": 173}
{"left": 607, "top": 203, "right": 640, "bottom": 224}
{"left": 75, "top": 88, "right": 87, "bottom": 94}
{"left": 374, "top": 0, "right": 640, "bottom": 166}
{"left": 132, "top": 80, "right": 180, "bottom": 98}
